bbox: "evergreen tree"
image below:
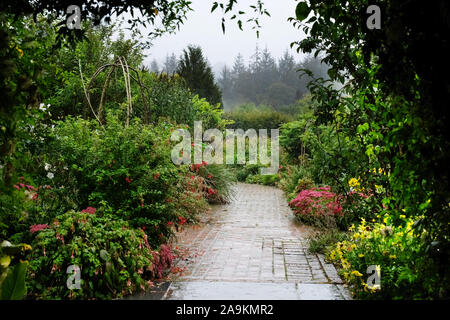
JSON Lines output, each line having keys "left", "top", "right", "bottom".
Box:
{"left": 278, "top": 50, "right": 297, "bottom": 84}
{"left": 176, "top": 45, "right": 222, "bottom": 106}
{"left": 150, "top": 59, "right": 160, "bottom": 73}
{"left": 163, "top": 53, "right": 178, "bottom": 74}
{"left": 232, "top": 53, "right": 246, "bottom": 77}
{"left": 218, "top": 65, "right": 233, "bottom": 99}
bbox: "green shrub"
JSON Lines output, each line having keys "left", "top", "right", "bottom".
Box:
{"left": 234, "top": 164, "right": 264, "bottom": 182}
{"left": 279, "top": 165, "right": 314, "bottom": 201}
{"left": 223, "top": 104, "right": 292, "bottom": 132}
{"left": 27, "top": 209, "right": 157, "bottom": 299}
{"left": 190, "top": 162, "right": 235, "bottom": 204}
{"left": 279, "top": 113, "right": 316, "bottom": 163}
{"left": 328, "top": 217, "right": 444, "bottom": 299}
{"left": 34, "top": 112, "right": 196, "bottom": 247}
{"left": 308, "top": 230, "right": 348, "bottom": 254}
{"left": 245, "top": 174, "right": 279, "bottom": 186}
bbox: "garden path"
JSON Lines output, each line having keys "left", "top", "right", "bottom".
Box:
{"left": 161, "top": 183, "right": 350, "bottom": 299}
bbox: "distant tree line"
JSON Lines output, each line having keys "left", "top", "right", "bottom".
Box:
{"left": 149, "top": 45, "right": 329, "bottom": 110}
{"left": 218, "top": 46, "right": 329, "bottom": 109}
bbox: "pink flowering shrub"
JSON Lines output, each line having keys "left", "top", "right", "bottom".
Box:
{"left": 80, "top": 206, "right": 96, "bottom": 214}
{"left": 150, "top": 244, "right": 174, "bottom": 279}
{"left": 289, "top": 186, "right": 343, "bottom": 228}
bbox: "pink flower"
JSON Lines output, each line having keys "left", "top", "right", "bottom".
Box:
{"left": 30, "top": 224, "right": 48, "bottom": 233}
{"left": 13, "top": 184, "right": 20, "bottom": 190}
{"left": 81, "top": 207, "right": 96, "bottom": 214}
{"left": 26, "top": 185, "right": 36, "bottom": 191}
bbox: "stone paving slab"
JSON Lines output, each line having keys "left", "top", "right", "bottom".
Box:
{"left": 167, "top": 183, "right": 350, "bottom": 300}
{"left": 165, "top": 281, "right": 350, "bottom": 300}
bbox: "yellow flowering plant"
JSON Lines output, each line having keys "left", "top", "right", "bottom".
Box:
{"left": 327, "top": 216, "right": 439, "bottom": 299}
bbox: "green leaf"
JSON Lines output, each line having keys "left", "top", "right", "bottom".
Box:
{"left": 295, "top": 2, "right": 310, "bottom": 21}
{"left": 0, "top": 262, "right": 28, "bottom": 300}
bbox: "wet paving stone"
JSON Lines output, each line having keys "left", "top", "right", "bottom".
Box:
{"left": 164, "top": 183, "right": 350, "bottom": 300}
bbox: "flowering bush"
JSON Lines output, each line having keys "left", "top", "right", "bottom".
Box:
{"left": 289, "top": 186, "right": 343, "bottom": 228}
{"left": 190, "top": 163, "right": 235, "bottom": 204}
{"left": 35, "top": 112, "right": 192, "bottom": 247}
{"left": 28, "top": 209, "right": 157, "bottom": 299}
{"left": 327, "top": 216, "right": 441, "bottom": 299}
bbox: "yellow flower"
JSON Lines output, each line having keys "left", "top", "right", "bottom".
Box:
{"left": 358, "top": 253, "right": 364, "bottom": 258}
{"left": 16, "top": 47, "right": 23, "bottom": 58}
{"left": 389, "top": 255, "right": 397, "bottom": 259}
{"left": 330, "top": 251, "right": 336, "bottom": 260}
{"left": 351, "top": 270, "right": 363, "bottom": 277}
{"left": 400, "top": 214, "right": 406, "bottom": 219}
{"left": 348, "top": 178, "right": 360, "bottom": 187}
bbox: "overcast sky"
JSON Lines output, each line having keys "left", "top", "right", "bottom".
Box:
{"left": 138, "top": 0, "right": 307, "bottom": 73}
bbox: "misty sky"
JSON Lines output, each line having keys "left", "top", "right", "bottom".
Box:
{"left": 139, "top": 0, "right": 307, "bottom": 73}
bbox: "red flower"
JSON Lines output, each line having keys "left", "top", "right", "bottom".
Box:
{"left": 81, "top": 207, "right": 97, "bottom": 214}
{"left": 167, "top": 221, "right": 174, "bottom": 226}
{"left": 154, "top": 173, "right": 160, "bottom": 180}
{"left": 125, "top": 176, "right": 132, "bottom": 183}
{"left": 178, "top": 216, "right": 187, "bottom": 225}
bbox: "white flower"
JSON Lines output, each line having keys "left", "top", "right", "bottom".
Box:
{"left": 44, "top": 163, "right": 51, "bottom": 171}
{"left": 47, "top": 172, "right": 54, "bottom": 179}
{"left": 63, "top": 166, "right": 68, "bottom": 170}
{"left": 39, "top": 103, "right": 47, "bottom": 111}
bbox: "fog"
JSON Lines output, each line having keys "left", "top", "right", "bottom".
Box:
{"left": 139, "top": 0, "right": 307, "bottom": 74}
